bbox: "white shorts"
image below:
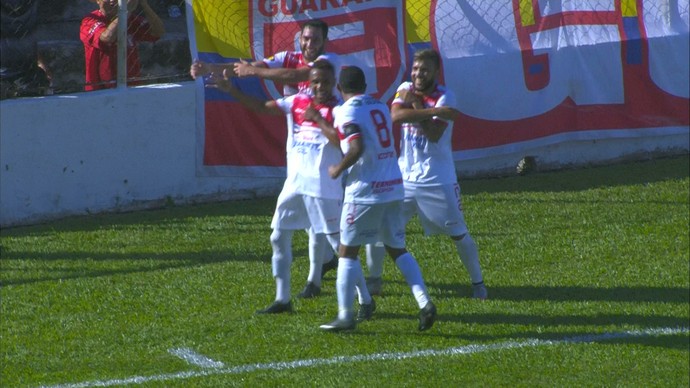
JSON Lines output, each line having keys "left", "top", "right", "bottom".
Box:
{"left": 271, "top": 191, "right": 341, "bottom": 234}
{"left": 340, "top": 201, "right": 406, "bottom": 248}
{"left": 402, "top": 183, "right": 469, "bottom": 236}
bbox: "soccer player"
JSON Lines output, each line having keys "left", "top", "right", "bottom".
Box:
{"left": 207, "top": 60, "right": 373, "bottom": 314}
{"left": 391, "top": 49, "right": 488, "bottom": 300}
{"left": 190, "top": 19, "right": 340, "bottom": 297}
{"left": 310, "top": 66, "right": 437, "bottom": 331}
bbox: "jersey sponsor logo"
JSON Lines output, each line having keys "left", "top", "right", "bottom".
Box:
{"left": 403, "top": 131, "right": 427, "bottom": 150}
{"left": 377, "top": 151, "right": 396, "bottom": 160}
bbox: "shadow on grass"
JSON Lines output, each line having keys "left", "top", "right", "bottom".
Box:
{"left": 427, "top": 284, "right": 690, "bottom": 304}
{"left": 461, "top": 154, "right": 689, "bottom": 195}
{"left": 0, "top": 245, "right": 312, "bottom": 286}
{"left": 0, "top": 197, "right": 277, "bottom": 236}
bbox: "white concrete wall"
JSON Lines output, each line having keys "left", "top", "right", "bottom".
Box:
{"left": 0, "top": 82, "right": 687, "bottom": 227}
{"left": 0, "top": 83, "right": 283, "bottom": 227}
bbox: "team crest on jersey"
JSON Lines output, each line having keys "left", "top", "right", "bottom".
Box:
{"left": 250, "top": 1, "right": 406, "bottom": 102}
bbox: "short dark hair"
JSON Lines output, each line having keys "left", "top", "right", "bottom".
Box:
{"left": 339, "top": 66, "right": 366, "bottom": 93}
{"left": 302, "top": 19, "right": 328, "bottom": 40}
{"left": 310, "top": 59, "right": 335, "bottom": 75}
{"left": 413, "top": 49, "right": 441, "bottom": 70}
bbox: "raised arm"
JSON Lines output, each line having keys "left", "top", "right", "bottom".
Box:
{"left": 137, "top": 0, "right": 165, "bottom": 38}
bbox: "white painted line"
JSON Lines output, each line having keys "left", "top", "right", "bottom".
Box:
{"left": 168, "top": 348, "right": 225, "bottom": 369}
{"left": 41, "top": 326, "right": 689, "bottom": 388}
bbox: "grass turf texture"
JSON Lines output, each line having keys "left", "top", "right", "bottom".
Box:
{"left": 1, "top": 155, "right": 688, "bottom": 387}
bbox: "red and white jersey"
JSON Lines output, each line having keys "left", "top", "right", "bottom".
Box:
{"left": 275, "top": 93, "right": 343, "bottom": 200}
{"left": 393, "top": 82, "right": 458, "bottom": 186}
{"left": 263, "top": 51, "right": 342, "bottom": 96}
{"left": 335, "top": 94, "right": 403, "bottom": 204}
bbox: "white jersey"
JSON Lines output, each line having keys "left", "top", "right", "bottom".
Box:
{"left": 275, "top": 93, "right": 343, "bottom": 200}
{"left": 335, "top": 94, "right": 403, "bottom": 204}
{"left": 263, "top": 51, "right": 342, "bottom": 96}
{"left": 393, "top": 81, "right": 458, "bottom": 186}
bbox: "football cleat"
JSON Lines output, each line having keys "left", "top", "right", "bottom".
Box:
{"left": 321, "top": 255, "right": 339, "bottom": 279}
{"left": 472, "top": 282, "right": 488, "bottom": 300}
{"left": 297, "top": 282, "right": 321, "bottom": 299}
{"left": 418, "top": 301, "right": 437, "bottom": 331}
{"left": 356, "top": 298, "right": 376, "bottom": 322}
{"left": 256, "top": 300, "right": 293, "bottom": 314}
{"left": 319, "top": 317, "right": 356, "bottom": 332}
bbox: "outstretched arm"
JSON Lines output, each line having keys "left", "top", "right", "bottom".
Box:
{"left": 208, "top": 72, "right": 283, "bottom": 116}
{"left": 190, "top": 60, "right": 235, "bottom": 80}
{"left": 233, "top": 59, "right": 311, "bottom": 84}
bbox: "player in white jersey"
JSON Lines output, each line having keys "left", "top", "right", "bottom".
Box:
{"left": 309, "top": 66, "right": 437, "bottom": 332}
{"left": 208, "top": 60, "right": 372, "bottom": 314}
{"left": 190, "top": 19, "right": 340, "bottom": 298}
{"left": 390, "top": 49, "right": 488, "bottom": 300}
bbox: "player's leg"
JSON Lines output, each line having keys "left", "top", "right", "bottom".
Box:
{"left": 364, "top": 242, "right": 385, "bottom": 295}
{"left": 417, "top": 183, "right": 487, "bottom": 299}
{"left": 320, "top": 203, "right": 376, "bottom": 331}
{"left": 382, "top": 201, "right": 436, "bottom": 331}
{"left": 300, "top": 197, "right": 341, "bottom": 298}
{"left": 256, "top": 228, "right": 295, "bottom": 314}
{"left": 299, "top": 227, "right": 327, "bottom": 298}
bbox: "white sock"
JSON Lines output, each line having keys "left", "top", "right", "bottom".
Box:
{"left": 365, "top": 242, "right": 385, "bottom": 279}
{"left": 307, "top": 229, "right": 328, "bottom": 286}
{"left": 336, "top": 258, "right": 358, "bottom": 320}
{"left": 453, "top": 234, "right": 483, "bottom": 284}
{"left": 394, "top": 252, "right": 430, "bottom": 309}
{"left": 270, "top": 229, "right": 293, "bottom": 303}
{"left": 355, "top": 256, "right": 372, "bottom": 304}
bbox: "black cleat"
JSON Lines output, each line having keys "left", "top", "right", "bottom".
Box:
{"left": 319, "top": 317, "right": 356, "bottom": 332}
{"left": 356, "top": 298, "right": 376, "bottom": 322}
{"left": 297, "top": 282, "right": 321, "bottom": 298}
{"left": 256, "top": 300, "right": 293, "bottom": 314}
{"left": 418, "top": 302, "right": 437, "bottom": 331}
{"left": 321, "top": 255, "right": 339, "bottom": 279}
{"left": 366, "top": 276, "right": 383, "bottom": 296}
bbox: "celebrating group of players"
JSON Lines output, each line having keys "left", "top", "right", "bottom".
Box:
{"left": 190, "top": 19, "right": 487, "bottom": 332}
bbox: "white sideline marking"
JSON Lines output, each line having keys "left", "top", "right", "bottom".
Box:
{"left": 168, "top": 348, "right": 225, "bottom": 369}
{"left": 41, "top": 327, "right": 689, "bottom": 388}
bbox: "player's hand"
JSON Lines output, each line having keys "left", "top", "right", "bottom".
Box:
{"left": 206, "top": 71, "right": 232, "bottom": 91}
{"left": 328, "top": 165, "right": 341, "bottom": 179}
{"left": 304, "top": 106, "right": 321, "bottom": 122}
{"left": 233, "top": 59, "right": 253, "bottom": 77}
{"left": 397, "top": 88, "right": 422, "bottom": 107}
{"left": 190, "top": 60, "right": 209, "bottom": 79}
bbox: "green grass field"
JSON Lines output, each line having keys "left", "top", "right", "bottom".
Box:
{"left": 2, "top": 156, "right": 689, "bottom": 387}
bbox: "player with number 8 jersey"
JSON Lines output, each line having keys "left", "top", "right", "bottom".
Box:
{"left": 335, "top": 95, "right": 403, "bottom": 205}
{"left": 314, "top": 66, "right": 436, "bottom": 332}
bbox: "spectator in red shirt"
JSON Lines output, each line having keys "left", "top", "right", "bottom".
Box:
{"left": 80, "top": 0, "right": 164, "bottom": 91}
